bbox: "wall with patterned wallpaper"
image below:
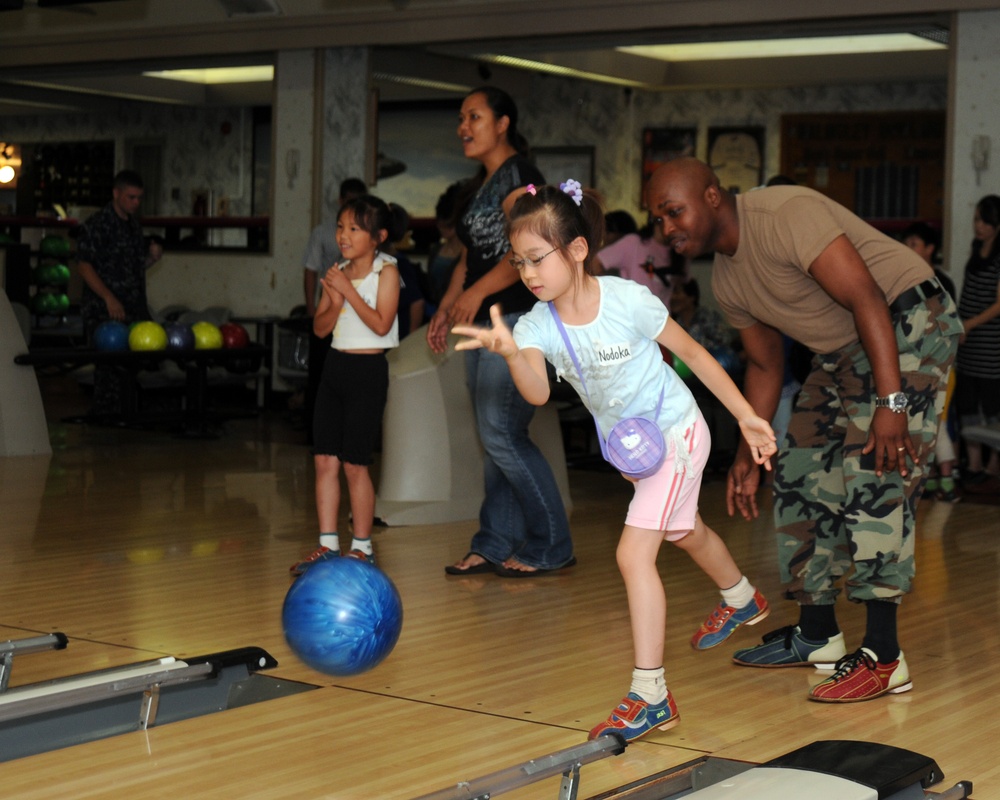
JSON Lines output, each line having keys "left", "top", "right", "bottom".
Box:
{"left": 516, "top": 78, "right": 948, "bottom": 222}
{"left": 4, "top": 103, "right": 256, "bottom": 219}
{"left": 2, "top": 68, "right": 948, "bottom": 319}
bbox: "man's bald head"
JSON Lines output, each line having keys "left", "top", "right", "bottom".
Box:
{"left": 646, "top": 157, "right": 719, "bottom": 213}
{"left": 644, "top": 157, "right": 737, "bottom": 258}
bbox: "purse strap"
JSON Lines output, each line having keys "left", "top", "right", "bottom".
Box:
{"left": 547, "top": 301, "right": 663, "bottom": 461}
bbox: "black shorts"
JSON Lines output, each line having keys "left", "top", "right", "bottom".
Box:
{"left": 955, "top": 371, "right": 1000, "bottom": 427}
{"left": 312, "top": 349, "right": 389, "bottom": 465}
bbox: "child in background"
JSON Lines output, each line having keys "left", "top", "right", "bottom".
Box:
{"left": 901, "top": 221, "right": 960, "bottom": 502}
{"left": 452, "top": 182, "right": 777, "bottom": 742}
{"left": 290, "top": 195, "right": 401, "bottom": 576}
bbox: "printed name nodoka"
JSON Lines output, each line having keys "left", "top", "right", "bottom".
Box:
{"left": 598, "top": 344, "right": 632, "bottom": 363}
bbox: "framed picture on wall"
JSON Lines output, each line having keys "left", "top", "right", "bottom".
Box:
{"left": 641, "top": 127, "right": 696, "bottom": 207}
{"left": 533, "top": 146, "right": 595, "bottom": 187}
{"left": 707, "top": 126, "right": 764, "bottom": 194}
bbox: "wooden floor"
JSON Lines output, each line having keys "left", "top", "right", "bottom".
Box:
{"left": 0, "top": 377, "right": 997, "bottom": 798}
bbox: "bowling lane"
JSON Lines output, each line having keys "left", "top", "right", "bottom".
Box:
{"left": 0, "top": 686, "right": 696, "bottom": 799}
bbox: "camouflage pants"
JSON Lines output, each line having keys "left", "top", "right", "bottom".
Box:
{"left": 773, "top": 293, "right": 961, "bottom": 605}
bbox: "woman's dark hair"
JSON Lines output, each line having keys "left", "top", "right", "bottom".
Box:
{"left": 337, "top": 194, "right": 391, "bottom": 248}
{"left": 470, "top": 85, "right": 529, "bottom": 158}
{"left": 508, "top": 184, "right": 606, "bottom": 275}
{"left": 974, "top": 194, "right": 1000, "bottom": 262}
{"left": 605, "top": 210, "right": 638, "bottom": 238}
{"left": 387, "top": 202, "right": 410, "bottom": 244}
{"left": 435, "top": 180, "right": 467, "bottom": 228}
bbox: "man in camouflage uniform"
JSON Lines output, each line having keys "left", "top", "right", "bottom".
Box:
{"left": 77, "top": 169, "right": 157, "bottom": 420}
{"left": 646, "top": 158, "right": 962, "bottom": 703}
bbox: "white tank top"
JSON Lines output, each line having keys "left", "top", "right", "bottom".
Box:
{"left": 331, "top": 253, "right": 400, "bottom": 351}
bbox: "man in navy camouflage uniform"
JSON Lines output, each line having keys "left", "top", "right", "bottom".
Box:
{"left": 77, "top": 169, "right": 157, "bottom": 420}
{"left": 647, "top": 158, "right": 963, "bottom": 703}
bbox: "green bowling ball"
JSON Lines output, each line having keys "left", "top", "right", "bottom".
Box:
{"left": 672, "top": 354, "right": 693, "bottom": 379}
{"left": 39, "top": 235, "right": 71, "bottom": 258}
{"left": 51, "top": 263, "right": 71, "bottom": 285}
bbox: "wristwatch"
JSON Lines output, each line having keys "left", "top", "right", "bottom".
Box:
{"left": 874, "top": 392, "right": 909, "bottom": 413}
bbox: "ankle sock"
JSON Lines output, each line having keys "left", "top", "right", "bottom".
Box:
{"left": 939, "top": 476, "right": 956, "bottom": 492}
{"left": 630, "top": 667, "right": 667, "bottom": 705}
{"left": 798, "top": 604, "right": 840, "bottom": 641}
{"left": 319, "top": 533, "right": 340, "bottom": 551}
{"left": 351, "top": 537, "right": 373, "bottom": 555}
{"left": 720, "top": 575, "right": 756, "bottom": 609}
{"left": 861, "top": 599, "right": 900, "bottom": 663}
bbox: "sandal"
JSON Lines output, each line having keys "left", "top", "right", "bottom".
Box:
{"left": 444, "top": 553, "right": 496, "bottom": 575}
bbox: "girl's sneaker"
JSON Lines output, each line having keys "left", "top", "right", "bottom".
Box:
{"left": 289, "top": 545, "right": 339, "bottom": 577}
{"left": 588, "top": 691, "right": 679, "bottom": 742}
{"left": 344, "top": 549, "right": 376, "bottom": 566}
{"left": 690, "top": 589, "right": 770, "bottom": 650}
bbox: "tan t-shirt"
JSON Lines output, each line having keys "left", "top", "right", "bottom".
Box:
{"left": 712, "top": 187, "right": 932, "bottom": 353}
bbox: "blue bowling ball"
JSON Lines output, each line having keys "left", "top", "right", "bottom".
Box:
{"left": 282, "top": 557, "right": 403, "bottom": 677}
{"left": 93, "top": 320, "right": 130, "bottom": 352}
{"left": 165, "top": 322, "right": 196, "bottom": 351}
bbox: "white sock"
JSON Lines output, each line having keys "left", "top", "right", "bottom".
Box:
{"left": 319, "top": 533, "right": 340, "bottom": 552}
{"left": 630, "top": 667, "right": 667, "bottom": 705}
{"left": 352, "top": 537, "right": 373, "bottom": 555}
{"left": 721, "top": 575, "right": 756, "bottom": 609}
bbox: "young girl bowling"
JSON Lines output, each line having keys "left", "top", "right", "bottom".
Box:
{"left": 451, "top": 182, "right": 777, "bottom": 742}
{"left": 290, "top": 195, "right": 401, "bottom": 576}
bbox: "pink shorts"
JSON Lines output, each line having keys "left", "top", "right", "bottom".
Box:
{"left": 625, "top": 409, "right": 710, "bottom": 536}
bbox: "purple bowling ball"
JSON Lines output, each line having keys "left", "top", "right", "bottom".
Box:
{"left": 165, "top": 323, "right": 196, "bottom": 351}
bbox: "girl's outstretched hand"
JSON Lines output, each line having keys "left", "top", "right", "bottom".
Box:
{"left": 451, "top": 303, "right": 518, "bottom": 359}
{"left": 737, "top": 416, "right": 778, "bottom": 470}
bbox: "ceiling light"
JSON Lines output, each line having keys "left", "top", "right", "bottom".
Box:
{"left": 372, "top": 72, "right": 471, "bottom": 94}
{"left": 475, "top": 54, "right": 647, "bottom": 88}
{"left": 143, "top": 66, "right": 274, "bottom": 85}
{"left": 0, "top": 165, "right": 15, "bottom": 184}
{"left": 619, "top": 33, "right": 945, "bottom": 63}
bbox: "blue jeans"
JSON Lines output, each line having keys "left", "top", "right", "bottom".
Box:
{"left": 464, "top": 314, "right": 574, "bottom": 569}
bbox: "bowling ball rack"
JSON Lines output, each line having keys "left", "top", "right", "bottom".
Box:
{"left": 14, "top": 344, "right": 269, "bottom": 438}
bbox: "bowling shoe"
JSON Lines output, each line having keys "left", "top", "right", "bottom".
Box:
{"left": 732, "top": 625, "right": 846, "bottom": 667}
{"left": 344, "top": 549, "right": 376, "bottom": 566}
{"left": 690, "top": 589, "right": 770, "bottom": 650}
{"left": 808, "top": 648, "right": 912, "bottom": 703}
{"left": 289, "top": 545, "right": 340, "bottom": 577}
{"left": 588, "top": 691, "right": 680, "bottom": 743}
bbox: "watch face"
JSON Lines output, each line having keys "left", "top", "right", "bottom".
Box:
{"left": 888, "top": 392, "right": 908, "bottom": 412}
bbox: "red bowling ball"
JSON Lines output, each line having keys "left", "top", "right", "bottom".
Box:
{"left": 220, "top": 322, "right": 250, "bottom": 349}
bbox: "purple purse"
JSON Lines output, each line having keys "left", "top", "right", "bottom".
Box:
{"left": 549, "top": 303, "right": 666, "bottom": 480}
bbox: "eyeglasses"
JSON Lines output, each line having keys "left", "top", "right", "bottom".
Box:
{"left": 509, "top": 247, "right": 557, "bottom": 271}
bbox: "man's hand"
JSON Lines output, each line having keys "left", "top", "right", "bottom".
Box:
{"left": 863, "top": 407, "right": 917, "bottom": 478}
{"left": 727, "top": 448, "right": 762, "bottom": 521}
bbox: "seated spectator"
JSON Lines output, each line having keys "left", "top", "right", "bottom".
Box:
{"left": 669, "top": 277, "right": 734, "bottom": 352}
{"left": 603, "top": 209, "right": 638, "bottom": 247}
{"left": 386, "top": 202, "right": 427, "bottom": 339}
{"left": 595, "top": 215, "right": 684, "bottom": 307}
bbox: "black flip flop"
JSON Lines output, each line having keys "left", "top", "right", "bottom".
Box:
{"left": 444, "top": 553, "right": 496, "bottom": 575}
{"left": 494, "top": 556, "right": 577, "bottom": 578}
